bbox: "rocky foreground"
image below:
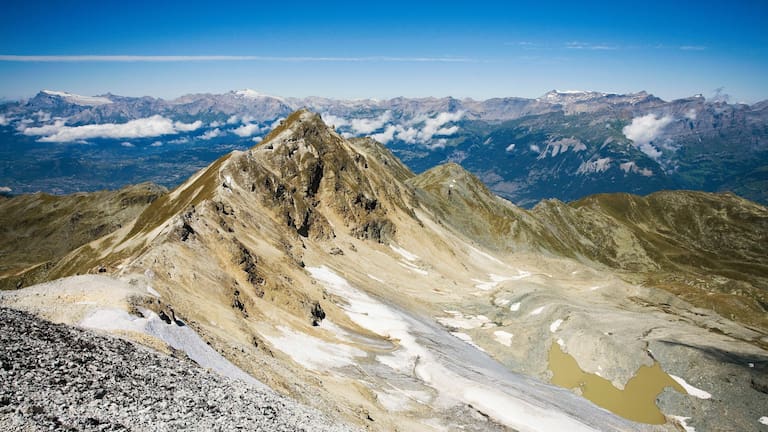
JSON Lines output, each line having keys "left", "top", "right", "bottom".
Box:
{"left": 0, "top": 306, "right": 357, "bottom": 432}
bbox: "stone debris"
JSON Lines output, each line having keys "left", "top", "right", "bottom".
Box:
{"left": 0, "top": 306, "right": 357, "bottom": 432}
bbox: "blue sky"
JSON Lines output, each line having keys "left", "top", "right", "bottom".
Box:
{"left": 1, "top": 0, "right": 766, "bottom": 102}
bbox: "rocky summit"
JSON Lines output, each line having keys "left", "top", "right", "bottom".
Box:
{"left": 1, "top": 109, "right": 767, "bottom": 432}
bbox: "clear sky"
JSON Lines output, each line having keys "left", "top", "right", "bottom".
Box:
{"left": 1, "top": 0, "right": 766, "bottom": 102}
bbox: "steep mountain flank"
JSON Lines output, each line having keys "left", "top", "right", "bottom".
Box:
{"left": 412, "top": 164, "right": 768, "bottom": 331}
{"left": 0, "top": 182, "right": 165, "bottom": 289}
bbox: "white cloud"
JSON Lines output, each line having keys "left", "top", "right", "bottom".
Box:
{"left": 0, "top": 115, "right": 10, "bottom": 126}
{"left": 168, "top": 137, "right": 190, "bottom": 144}
{"left": 35, "top": 111, "right": 51, "bottom": 122}
{"left": 21, "top": 119, "right": 68, "bottom": 136}
{"left": 0, "top": 186, "right": 11, "bottom": 193}
{"left": 209, "top": 120, "right": 223, "bottom": 128}
{"left": 371, "top": 124, "right": 398, "bottom": 144}
{"left": 391, "top": 111, "right": 463, "bottom": 145}
{"left": 173, "top": 119, "right": 203, "bottom": 132}
{"left": 150, "top": 141, "right": 163, "bottom": 147}
{"left": 565, "top": 41, "right": 618, "bottom": 50}
{"left": 394, "top": 126, "right": 418, "bottom": 143}
{"left": 427, "top": 138, "right": 448, "bottom": 150}
{"left": 120, "top": 141, "right": 135, "bottom": 147}
{"left": 252, "top": 136, "right": 263, "bottom": 143}
{"left": 321, "top": 113, "right": 349, "bottom": 128}
{"left": 23, "top": 115, "right": 202, "bottom": 143}
{"left": 420, "top": 111, "right": 463, "bottom": 141}
{"left": 226, "top": 115, "right": 239, "bottom": 125}
{"left": 506, "top": 144, "right": 516, "bottom": 152}
{"left": 529, "top": 144, "right": 541, "bottom": 153}
{"left": 350, "top": 111, "right": 392, "bottom": 134}
{"left": 232, "top": 123, "right": 262, "bottom": 137}
{"left": 622, "top": 114, "right": 672, "bottom": 159}
{"left": 199, "top": 128, "right": 223, "bottom": 140}
{"left": 317, "top": 110, "right": 462, "bottom": 148}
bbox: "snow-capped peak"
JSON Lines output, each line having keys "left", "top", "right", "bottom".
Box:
{"left": 232, "top": 89, "right": 286, "bottom": 103}
{"left": 41, "top": 90, "right": 113, "bottom": 106}
{"left": 233, "top": 89, "right": 276, "bottom": 99}
{"left": 234, "top": 88, "right": 264, "bottom": 98}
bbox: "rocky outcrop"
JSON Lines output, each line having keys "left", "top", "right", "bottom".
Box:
{"left": 0, "top": 306, "right": 357, "bottom": 432}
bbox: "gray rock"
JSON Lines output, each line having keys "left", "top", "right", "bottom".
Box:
{"left": 0, "top": 306, "right": 358, "bottom": 432}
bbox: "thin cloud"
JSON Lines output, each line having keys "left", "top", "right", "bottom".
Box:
{"left": 565, "top": 41, "right": 619, "bottom": 50}
{"left": 0, "top": 55, "right": 475, "bottom": 63}
{"left": 679, "top": 45, "right": 706, "bottom": 51}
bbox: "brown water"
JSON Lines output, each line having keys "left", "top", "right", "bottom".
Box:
{"left": 548, "top": 342, "right": 685, "bottom": 424}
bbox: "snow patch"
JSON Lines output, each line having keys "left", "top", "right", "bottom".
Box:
{"left": 510, "top": 302, "right": 521, "bottom": 312}
{"left": 398, "top": 261, "right": 429, "bottom": 276}
{"left": 437, "top": 311, "right": 493, "bottom": 330}
{"left": 759, "top": 417, "right": 768, "bottom": 425}
{"left": 306, "top": 266, "right": 598, "bottom": 432}
{"left": 450, "top": 332, "right": 486, "bottom": 352}
{"left": 261, "top": 325, "right": 365, "bottom": 370}
{"left": 80, "top": 308, "right": 263, "bottom": 387}
{"left": 367, "top": 274, "right": 385, "bottom": 283}
{"left": 467, "top": 244, "right": 507, "bottom": 266}
{"left": 670, "top": 375, "right": 712, "bottom": 399}
{"left": 529, "top": 306, "right": 545, "bottom": 316}
{"left": 473, "top": 272, "right": 531, "bottom": 291}
{"left": 42, "top": 90, "right": 113, "bottom": 106}
{"left": 390, "top": 244, "right": 419, "bottom": 261}
{"left": 493, "top": 330, "right": 513, "bottom": 347}
{"left": 550, "top": 319, "right": 563, "bottom": 333}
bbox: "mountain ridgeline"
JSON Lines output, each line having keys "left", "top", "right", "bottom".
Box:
{"left": 1, "top": 89, "right": 766, "bottom": 208}
{"left": 3, "top": 110, "right": 766, "bottom": 330}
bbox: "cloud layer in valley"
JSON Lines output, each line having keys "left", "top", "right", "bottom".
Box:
{"left": 21, "top": 115, "right": 202, "bottom": 142}
{"left": 323, "top": 110, "right": 463, "bottom": 148}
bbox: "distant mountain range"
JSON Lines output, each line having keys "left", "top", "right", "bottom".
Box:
{"left": 1, "top": 89, "right": 766, "bottom": 206}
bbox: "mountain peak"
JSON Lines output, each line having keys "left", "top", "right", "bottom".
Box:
{"left": 232, "top": 88, "right": 283, "bottom": 101}
{"left": 38, "top": 90, "right": 113, "bottom": 106}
